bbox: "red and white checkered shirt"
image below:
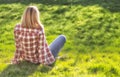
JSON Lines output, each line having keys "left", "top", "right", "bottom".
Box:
{"left": 12, "top": 24, "right": 55, "bottom": 65}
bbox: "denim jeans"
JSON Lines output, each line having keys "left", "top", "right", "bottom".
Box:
{"left": 49, "top": 35, "right": 66, "bottom": 58}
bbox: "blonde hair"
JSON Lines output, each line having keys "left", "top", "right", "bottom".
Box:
{"left": 21, "top": 6, "right": 42, "bottom": 28}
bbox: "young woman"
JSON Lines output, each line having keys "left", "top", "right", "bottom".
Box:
{"left": 12, "top": 6, "right": 66, "bottom": 65}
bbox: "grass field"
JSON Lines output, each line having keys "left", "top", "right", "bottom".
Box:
{"left": 0, "top": 0, "right": 120, "bottom": 77}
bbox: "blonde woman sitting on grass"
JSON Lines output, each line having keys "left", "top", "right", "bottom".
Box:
{"left": 11, "top": 6, "right": 66, "bottom": 65}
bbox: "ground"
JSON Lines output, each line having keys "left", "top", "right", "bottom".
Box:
{"left": 0, "top": 0, "right": 120, "bottom": 77}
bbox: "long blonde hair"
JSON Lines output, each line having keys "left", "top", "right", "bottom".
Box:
{"left": 21, "top": 6, "right": 42, "bottom": 28}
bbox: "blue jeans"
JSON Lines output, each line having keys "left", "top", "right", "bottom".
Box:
{"left": 49, "top": 35, "right": 66, "bottom": 58}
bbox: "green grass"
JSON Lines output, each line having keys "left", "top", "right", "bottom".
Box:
{"left": 0, "top": 0, "right": 120, "bottom": 77}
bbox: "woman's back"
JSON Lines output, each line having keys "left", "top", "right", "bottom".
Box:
{"left": 13, "top": 24, "right": 55, "bottom": 64}
{"left": 14, "top": 24, "right": 41, "bottom": 61}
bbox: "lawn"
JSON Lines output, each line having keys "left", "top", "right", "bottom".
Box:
{"left": 0, "top": 0, "right": 120, "bottom": 77}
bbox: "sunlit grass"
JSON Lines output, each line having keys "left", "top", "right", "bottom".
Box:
{"left": 0, "top": 0, "right": 120, "bottom": 77}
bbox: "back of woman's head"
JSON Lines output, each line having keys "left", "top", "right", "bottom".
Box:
{"left": 21, "top": 6, "right": 42, "bottom": 28}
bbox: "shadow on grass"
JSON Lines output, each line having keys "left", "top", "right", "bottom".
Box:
{"left": 0, "top": 61, "right": 55, "bottom": 77}
{"left": 0, "top": 0, "right": 120, "bottom": 12}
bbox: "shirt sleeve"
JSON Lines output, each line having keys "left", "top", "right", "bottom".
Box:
{"left": 37, "top": 28, "right": 55, "bottom": 65}
{"left": 11, "top": 27, "right": 22, "bottom": 64}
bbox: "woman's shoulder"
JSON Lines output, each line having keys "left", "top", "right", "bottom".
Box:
{"left": 14, "top": 23, "right": 44, "bottom": 33}
{"left": 14, "top": 23, "right": 21, "bottom": 30}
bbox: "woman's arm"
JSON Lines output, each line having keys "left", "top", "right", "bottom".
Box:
{"left": 11, "top": 28, "right": 22, "bottom": 64}
{"left": 37, "top": 28, "right": 55, "bottom": 65}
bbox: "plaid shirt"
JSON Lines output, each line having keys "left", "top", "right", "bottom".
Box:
{"left": 12, "top": 24, "right": 55, "bottom": 65}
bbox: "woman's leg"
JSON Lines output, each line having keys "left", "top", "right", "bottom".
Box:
{"left": 49, "top": 35, "right": 66, "bottom": 58}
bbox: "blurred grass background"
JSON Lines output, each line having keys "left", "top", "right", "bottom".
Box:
{"left": 0, "top": 0, "right": 120, "bottom": 77}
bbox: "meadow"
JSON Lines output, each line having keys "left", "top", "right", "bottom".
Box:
{"left": 0, "top": 0, "right": 120, "bottom": 77}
